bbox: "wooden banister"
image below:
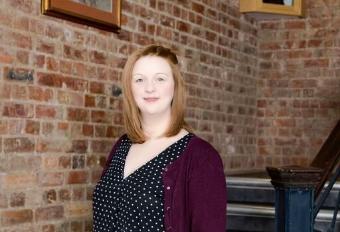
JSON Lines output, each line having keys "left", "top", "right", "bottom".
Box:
{"left": 310, "top": 120, "right": 340, "bottom": 197}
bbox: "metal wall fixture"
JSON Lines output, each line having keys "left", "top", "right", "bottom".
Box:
{"left": 7, "top": 69, "right": 34, "bottom": 81}
{"left": 112, "top": 84, "right": 122, "bottom": 97}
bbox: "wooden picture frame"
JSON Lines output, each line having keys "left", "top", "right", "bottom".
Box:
{"left": 41, "top": 0, "right": 121, "bottom": 32}
{"left": 240, "top": 0, "right": 303, "bottom": 17}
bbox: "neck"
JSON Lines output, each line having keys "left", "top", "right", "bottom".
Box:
{"left": 141, "top": 110, "right": 171, "bottom": 140}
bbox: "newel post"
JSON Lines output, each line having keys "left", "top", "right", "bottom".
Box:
{"left": 266, "top": 166, "right": 323, "bottom": 232}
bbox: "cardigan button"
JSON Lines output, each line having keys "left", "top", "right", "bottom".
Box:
{"left": 166, "top": 206, "right": 171, "bottom": 211}
{"left": 166, "top": 186, "right": 171, "bottom": 190}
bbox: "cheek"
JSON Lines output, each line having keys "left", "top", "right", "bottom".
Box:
{"left": 131, "top": 84, "right": 142, "bottom": 99}
{"left": 162, "top": 83, "right": 175, "bottom": 99}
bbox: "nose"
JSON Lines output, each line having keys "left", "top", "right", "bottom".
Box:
{"left": 145, "top": 79, "right": 155, "bottom": 93}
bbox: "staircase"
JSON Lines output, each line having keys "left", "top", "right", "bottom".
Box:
{"left": 226, "top": 172, "right": 340, "bottom": 232}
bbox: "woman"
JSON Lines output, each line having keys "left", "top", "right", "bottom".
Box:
{"left": 93, "top": 45, "right": 226, "bottom": 232}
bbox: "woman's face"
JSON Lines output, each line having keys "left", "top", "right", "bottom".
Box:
{"left": 131, "top": 55, "right": 175, "bottom": 118}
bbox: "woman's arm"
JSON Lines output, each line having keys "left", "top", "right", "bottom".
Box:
{"left": 188, "top": 146, "right": 227, "bottom": 232}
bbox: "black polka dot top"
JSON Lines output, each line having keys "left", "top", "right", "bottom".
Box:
{"left": 93, "top": 133, "right": 193, "bottom": 232}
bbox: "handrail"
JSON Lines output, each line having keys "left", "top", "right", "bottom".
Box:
{"left": 311, "top": 120, "right": 340, "bottom": 198}
{"left": 314, "top": 167, "right": 340, "bottom": 217}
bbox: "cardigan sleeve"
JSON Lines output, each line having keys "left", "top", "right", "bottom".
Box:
{"left": 188, "top": 144, "right": 227, "bottom": 232}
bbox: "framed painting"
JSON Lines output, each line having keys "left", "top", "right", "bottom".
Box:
{"left": 41, "top": 0, "right": 121, "bottom": 32}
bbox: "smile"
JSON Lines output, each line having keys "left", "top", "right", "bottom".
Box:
{"left": 143, "top": 97, "right": 159, "bottom": 102}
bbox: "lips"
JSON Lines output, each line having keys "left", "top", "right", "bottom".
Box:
{"left": 143, "top": 97, "right": 159, "bottom": 102}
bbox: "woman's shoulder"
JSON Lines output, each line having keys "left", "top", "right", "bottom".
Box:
{"left": 186, "top": 134, "right": 221, "bottom": 162}
{"left": 188, "top": 134, "right": 217, "bottom": 152}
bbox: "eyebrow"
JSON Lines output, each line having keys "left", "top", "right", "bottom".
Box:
{"left": 132, "top": 72, "right": 170, "bottom": 76}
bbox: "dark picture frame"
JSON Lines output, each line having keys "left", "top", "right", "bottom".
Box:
{"left": 263, "top": 0, "right": 284, "bottom": 4}
{"left": 41, "top": 0, "right": 121, "bottom": 32}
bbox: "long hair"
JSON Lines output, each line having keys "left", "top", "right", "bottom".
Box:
{"left": 121, "top": 44, "right": 191, "bottom": 143}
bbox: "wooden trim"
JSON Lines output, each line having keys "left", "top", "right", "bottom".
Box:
{"left": 41, "top": 0, "right": 121, "bottom": 32}
{"left": 240, "top": 0, "right": 304, "bottom": 17}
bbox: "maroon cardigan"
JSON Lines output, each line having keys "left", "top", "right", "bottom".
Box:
{"left": 100, "top": 134, "right": 227, "bottom": 232}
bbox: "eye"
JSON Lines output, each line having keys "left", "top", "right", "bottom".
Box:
{"left": 155, "top": 74, "right": 167, "bottom": 82}
{"left": 132, "top": 74, "right": 144, "bottom": 83}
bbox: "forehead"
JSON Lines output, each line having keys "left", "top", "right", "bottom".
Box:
{"left": 132, "top": 55, "right": 172, "bottom": 75}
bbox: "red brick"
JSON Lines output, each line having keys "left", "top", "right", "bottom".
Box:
{"left": 290, "top": 79, "right": 317, "bottom": 88}
{"left": 72, "top": 188, "right": 85, "bottom": 201}
{"left": 59, "top": 189, "right": 71, "bottom": 202}
{"left": 192, "top": 2, "right": 205, "bottom": 14}
{"left": 89, "top": 50, "right": 107, "bottom": 64}
{"left": 41, "top": 224, "right": 56, "bottom": 232}
{"left": 43, "top": 189, "right": 57, "bottom": 204}
{"left": 45, "top": 24, "right": 63, "bottom": 39}
{"left": 91, "top": 169, "right": 102, "bottom": 183}
{"left": 89, "top": 82, "right": 105, "bottom": 94}
{"left": 60, "top": 60, "right": 72, "bottom": 74}
{"left": 284, "top": 21, "right": 306, "bottom": 29}
{"left": 8, "top": 0, "right": 33, "bottom": 13}
{"left": 307, "top": 39, "right": 322, "bottom": 47}
{"left": 0, "top": 193, "right": 8, "bottom": 208}
{"left": 36, "top": 139, "right": 70, "bottom": 153}
{"left": 4, "top": 137, "right": 34, "bottom": 153}
{"left": 7, "top": 31, "right": 32, "bottom": 49}
{"left": 160, "top": 15, "right": 175, "bottom": 27}
{"left": 11, "top": 85, "right": 28, "bottom": 100}
{"left": 35, "top": 206, "right": 64, "bottom": 221}
{"left": 35, "top": 105, "right": 58, "bottom": 119}
{"left": 46, "top": 57, "right": 59, "bottom": 71}
{"left": 304, "top": 59, "right": 329, "bottom": 68}
{"left": 25, "top": 120, "right": 40, "bottom": 134}
{"left": 36, "top": 39, "right": 56, "bottom": 54}
{"left": 59, "top": 156, "right": 71, "bottom": 169}
{"left": 57, "top": 91, "right": 84, "bottom": 106}
{"left": 28, "top": 86, "right": 53, "bottom": 102}
{"left": 10, "top": 192, "right": 25, "bottom": 207}
{"left": 177, "top": 21, "right": 191, "bottom": 32}
{"left": 260, "top": 21, "right": 280, "bottom": 29}
{"left": 72, "top": 155, "right": 85, "bottom": 169}
{"left": 0, "top": 120, "right": 8, "bottom": 134}
{"left": 82, "top": 124, "right": 94, "bottom": 137}
{"left": 91, "top": 110, "right": 108, "bottom": 123}
{"left": 274, "top": 119, "right": 296, "bottom": 127}
{"left": 67, "top": 170, "right": 88, "bottom": 184}
{"left": 91, "top": 140, "right": 113, "bottom": 153}
{"left": 3, "top": 103, "right": 34, "bottom": 118}
{"left": 69, "top": 140, "right": 88, "bottom": 153}
{"left": 40, "top": 172, "right": 64, "bottom": 187}
{"left": 72, "top": 62, "right": 86, "bottom": 77}
{"left": 63, "top": 45, "right": 86, "bottom": 61}
{"left": 1, "top": 209, "right": 33, "bottom": 226}
{"left": 67, "top": 108, "right": 89, "bottom": 122}
{"left": 37, "top": 72, "right": 63, "bottom": 88}
{"left": 42, "top": 156, "right": 59, "bottom": 170}
{"left": 3, "top": 172, "right": 38, "bottom": 189}
{"left": 33, "top": 54, "right": 45, "bottom": 68}
{"left": 16, "top": 50, "right": 29, "bottom": 64}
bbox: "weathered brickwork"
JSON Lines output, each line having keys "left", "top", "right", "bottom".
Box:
{"left": 12, "top": 0, "right": 340, "bottom": 230}
{"left": 0, "top": 0, "right": 258, "bottom": 230}
{"left": 257, "top": 0, "right": 340, "bottom": 168}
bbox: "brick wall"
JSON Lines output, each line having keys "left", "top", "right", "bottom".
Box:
{"left": 0, "top": 0, "right": 258, "bottom": 230}
{"left": 257, "top": 0, "right": 340, "bottom": 168}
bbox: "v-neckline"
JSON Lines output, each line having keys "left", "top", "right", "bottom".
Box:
{"left": 122, "top": 133, "right": 191, "bottom": 181}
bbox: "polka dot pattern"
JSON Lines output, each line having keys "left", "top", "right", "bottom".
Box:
{"left": 93, "top": 133, "right": 192, "bottom": 232}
